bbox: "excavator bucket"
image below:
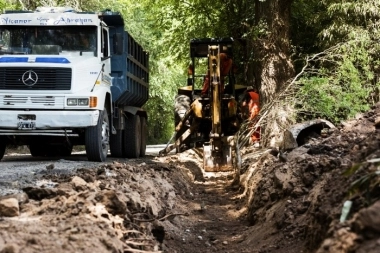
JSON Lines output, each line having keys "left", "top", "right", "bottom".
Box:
{"left": 203, "top": 137, "right": 234, "bottom": 172}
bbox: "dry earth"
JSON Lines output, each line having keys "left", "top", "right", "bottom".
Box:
{"left": 1, "top": 103, "right": 380, "bottom": 253}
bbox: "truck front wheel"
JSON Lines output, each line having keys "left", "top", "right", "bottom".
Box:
{"left": 124, "top": 114, "right": 141, "bottom": 158}
{"left": 85, "top": 110, "right": 110, "bottom": 162}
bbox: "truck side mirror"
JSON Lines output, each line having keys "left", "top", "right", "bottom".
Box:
{"left": 113, "top": 33, "right": 123, "bottom": 55}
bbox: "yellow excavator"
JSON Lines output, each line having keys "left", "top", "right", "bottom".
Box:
{"left": 159, "top": 38, "right": 246, "bottom": 171}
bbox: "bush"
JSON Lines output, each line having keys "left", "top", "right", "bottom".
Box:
{"left": 295, "top": 37, "right": 378, "bottom": 124}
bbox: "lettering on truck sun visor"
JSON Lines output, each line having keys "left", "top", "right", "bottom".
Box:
{"left": 1, "top": 17, "right": 94, "bottom": 26}
{"left": 1, "top": 18, "right": 32, "bottom": 24}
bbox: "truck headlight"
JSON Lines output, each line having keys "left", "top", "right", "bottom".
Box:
{"left": 67, "top": 98, "right": 89, "bottom": 106}
{"left": 78, "top": 98, "right": 89, "bottom": 106}
{"left": 67, "top": 98, "right": 78, "bottom": 106}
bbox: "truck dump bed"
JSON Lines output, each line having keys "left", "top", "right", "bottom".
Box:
{"left": 102, "top": 12, "right": 149, "bottom": 108}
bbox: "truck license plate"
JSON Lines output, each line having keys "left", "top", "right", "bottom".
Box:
{"left": 17, "top": 114, "right": 36, "bottom": 130}
{"left": 18, "top": 121, "right": 36, "bottom": 130}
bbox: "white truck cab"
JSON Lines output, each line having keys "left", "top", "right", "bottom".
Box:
{"left": 0, "top": 7, "right": 149, "bottom": 161}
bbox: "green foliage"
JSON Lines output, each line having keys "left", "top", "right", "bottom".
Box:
{"left": 321, "top": 0, "right": 380, "bottom": 44}
{"left": 115, "top": 1, "right": 188, "bottom": 144}
{"left": 144, "top": 62, "right": 186, "bottom": 144}
{"left": 0, "top": 0, "right": 18, "bottom": 9}
{"left": 296, "top": 35, "right": 377, "bottom": 123}
{"left": 291, "top": 0, "right": 330, "bottom": 74}
{"left": 294, "top": 0, "right": 380, "bottom": 124}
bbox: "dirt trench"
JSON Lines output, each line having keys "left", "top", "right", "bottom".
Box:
{"left": 1, "top": 103, "right": 380, "bottom": 253}
{"left": 0, "top": 148, "right": 253, "bottom": 253}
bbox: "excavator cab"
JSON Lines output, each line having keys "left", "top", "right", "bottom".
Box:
{"left": 160, "top": 38, "right": 245, "bottom": 172}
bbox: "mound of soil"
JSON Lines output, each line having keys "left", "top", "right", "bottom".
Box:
{"left": 238, "top": 102, "right": 380, "bottom": 252}
{"left": 0, "top": 160, "right": 190, "bottom": 252}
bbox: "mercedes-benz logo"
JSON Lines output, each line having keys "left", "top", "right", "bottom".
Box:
{"left": 22, "top": 70, "right": 38, "bottom": 86}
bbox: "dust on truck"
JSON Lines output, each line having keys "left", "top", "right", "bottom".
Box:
{"left": 0, "top": 7, "right": 149, "bottom": 162}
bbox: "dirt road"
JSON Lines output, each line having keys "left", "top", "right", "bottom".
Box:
{"left": 0, "top": 145, "right": 172, "bottom": 195}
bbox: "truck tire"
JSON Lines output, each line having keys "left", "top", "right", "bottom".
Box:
{"left": 0, "top": 140, "right": 6, "bottom": 160}
{"left": 174, "top": 95, "right": 191, "bottom": 126}
{"left": 85, "top": 110, "right": 110, "bottom": 162}
{"left": 110, "top": 128, "right": 124, "bottom": 157}
{"left": 174, "top": 95, "right": 191, "bottom": 152}
{"left": 140, "top": 116, "right": 147, "bottom": 157}
{"left": 124, "top": 114, "right": 141, "bottom": 158}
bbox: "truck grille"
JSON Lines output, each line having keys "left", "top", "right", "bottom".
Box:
{"left": 0, "top": 67, "right": 72, "bottom": 90}
{"left": 1, "top": 95, "right": 64, "bottom": 108}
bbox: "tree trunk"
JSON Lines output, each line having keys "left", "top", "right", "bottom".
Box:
{"left": 254, "top": 0, "right": 295, "bottom": 147}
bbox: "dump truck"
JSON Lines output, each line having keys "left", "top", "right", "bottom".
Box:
{"left": 160, "top": 38, "right": 246, "bottom": 171}
{"left": 0, "top": 7, "right": 149, "bottom": 162}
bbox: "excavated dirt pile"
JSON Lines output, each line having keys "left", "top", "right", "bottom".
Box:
{"left": 0, "top": 103, "right": 380, "bottom": 253}
{"left": 0, "top": 160, "right": 186, "bottom": 252}
{"left": 239, "top": 102, "right": 380, "bottom": 252}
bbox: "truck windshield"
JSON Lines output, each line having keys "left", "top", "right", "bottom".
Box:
{"left": 0, "top": 26, "right": 97, "bottom": 56}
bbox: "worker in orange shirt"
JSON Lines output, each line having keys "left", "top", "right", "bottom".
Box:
{"left": 241, "top": 87, "right": 260, "bottom": 144}
{"left": 201, "top": 53, "right": 233, "bottom": 96}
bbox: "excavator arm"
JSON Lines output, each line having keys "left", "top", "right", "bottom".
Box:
{"left": 203, "top": 45, "right": 234, "bottom": 171}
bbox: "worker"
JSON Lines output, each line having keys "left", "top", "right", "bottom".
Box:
{"left": 201, "top": 53, "right": 233, "bottom": 96}
{"left": 241, "top": 87, "right": 260, "bottom": 144}
{"left": 187, "top": 64, "right": 194, "bottom": 76}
